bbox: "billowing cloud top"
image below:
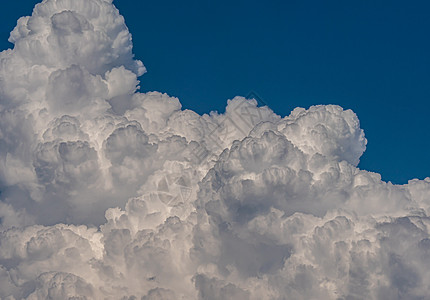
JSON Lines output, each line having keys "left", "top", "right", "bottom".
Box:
{"left": 0, "top": 0, "right": 429, "bottom": 299}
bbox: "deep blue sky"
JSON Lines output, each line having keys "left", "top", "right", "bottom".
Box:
{"left": 1, "top": 0, "right": 430, "bottom": 184}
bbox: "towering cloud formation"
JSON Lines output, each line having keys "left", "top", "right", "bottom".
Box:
{"left": 0, "top": 0, "right": 429, "bottom": 299}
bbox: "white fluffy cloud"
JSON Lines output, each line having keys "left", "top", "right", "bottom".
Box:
{"left": 1, "top": 0, "right": 430, "bottom": 299}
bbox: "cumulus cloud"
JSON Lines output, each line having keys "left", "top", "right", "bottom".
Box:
{"left": 0, "top": 0, "right": 430, "bottom": 299}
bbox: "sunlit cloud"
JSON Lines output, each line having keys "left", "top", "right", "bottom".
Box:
{"left": 0, "top": 0, "right": 429, "bottom": 299}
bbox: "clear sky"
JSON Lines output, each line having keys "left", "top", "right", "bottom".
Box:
{"left": 1, "top": 0, "right": 429, "bottom": 184}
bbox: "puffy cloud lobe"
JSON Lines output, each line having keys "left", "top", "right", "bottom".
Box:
{"left": 9, "top": 0, "right": 144, "bottom": 76}
{"left": 46, "top": 64, "right": 109, "bottom": 115}
{"left": 27, "top": 272, "right": 94, "bottom": 300}
{"left": 0, "top": 0, "right": 430, "bottom": 299}
{"left": 281, "top": 105, "right": 366, "bottom": 166}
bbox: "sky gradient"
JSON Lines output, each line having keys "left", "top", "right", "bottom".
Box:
{"left": 1, "top": 0, "right": 429, "bottom": 184}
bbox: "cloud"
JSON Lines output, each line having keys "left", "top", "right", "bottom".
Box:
{"left": 0, "top": 0, "right": 429, "bottom": 299}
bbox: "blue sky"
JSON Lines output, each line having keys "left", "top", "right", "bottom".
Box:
{"left": 1, "top": 0, "right": 429, "bottom": 184}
